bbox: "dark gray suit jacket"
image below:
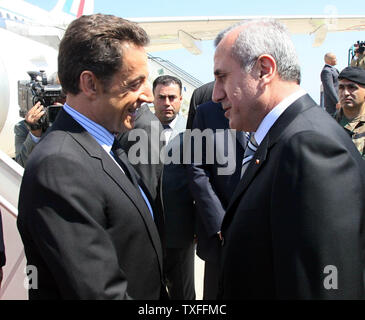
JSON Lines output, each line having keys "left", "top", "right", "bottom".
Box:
{"left": 117, "top": 105, "right": 165, "bottom": 246}
{"left": 117, "top": 104, "right": 164, "bottom": 204}
{"left": 220, "top": 94, "right": 365, "bottom": 299}
{"left": 187, "top": 101, "right": 246, "bottom": 264}
{"left": 162, "top": 114, "right": 195, "bottom": 248}
{"left": 17, "top": 109, "right": 164, "bottom": 300}
{"left": 320, "top": 64, "right": 339, "bottom": 115}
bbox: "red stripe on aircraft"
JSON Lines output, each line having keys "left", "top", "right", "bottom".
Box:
{"left": 77, "top": 0, "right": 86, "bottom": 18}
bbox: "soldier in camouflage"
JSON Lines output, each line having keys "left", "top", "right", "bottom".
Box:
{"left": 335, "top": 67, "right": 365, "bottom": 159}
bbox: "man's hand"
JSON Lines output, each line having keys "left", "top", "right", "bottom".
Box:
{"left": 217, "top": 231, "right": 223, "bottom": 241}
{"left": 25, "top": 102, "right": 45, "bottom": 137}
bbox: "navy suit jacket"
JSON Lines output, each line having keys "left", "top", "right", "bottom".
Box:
{"left": 187, "top": 101, "right": 246, "bottom": 263}
{"left": 186, "top": 81, "right": 214, "bottom": 130}
{"left": 162, "top": 115, "right": 195, "bottom": 248}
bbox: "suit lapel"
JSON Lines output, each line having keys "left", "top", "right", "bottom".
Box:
{"left": 227, "top": 136, "right": 269, "bottom": 212}
{"left": 225, "top": 94, "right": 317, "bottom": 217}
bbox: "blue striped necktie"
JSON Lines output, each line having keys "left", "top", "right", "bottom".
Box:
{"left": 241, "top": 132, "right": 258, "bottom": 178}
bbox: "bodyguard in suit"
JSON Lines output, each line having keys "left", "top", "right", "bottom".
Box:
{"left": 187, "top": 99, "right": 246, "bottom": 299}
{"left": 213, "top": 19, "right": 365, "bottom": 299}
{"left": 320, "top": 53, "right": 339, "bottom": 115}
{"left": 17, "top": 14, "right": 165, "bottom": 300}
{"left": 153, "top": 75, "right": 196, "bottom": 300}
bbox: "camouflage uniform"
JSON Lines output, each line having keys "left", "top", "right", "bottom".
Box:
{"left": 351, "top": 53, "right": 365, "bottom": 69}
{"left": 335, "top": 109, "right": 365, "bottom": 159}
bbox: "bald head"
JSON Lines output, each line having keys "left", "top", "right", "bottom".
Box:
{"left": 324, "top": 53, "right": 337, "bottom": 66}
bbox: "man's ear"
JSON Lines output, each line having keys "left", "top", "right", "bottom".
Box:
{"left": 79, "top": 71, "right": 99, "bottom": 98}
{"left": 256, "top": 54, "right": 277, "bottom": 84}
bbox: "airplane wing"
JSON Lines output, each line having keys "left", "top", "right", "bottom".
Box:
{"left": 131, "top": 15, "right": 365, "bottom": 54}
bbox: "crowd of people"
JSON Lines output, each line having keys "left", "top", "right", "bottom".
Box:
{"left": 1, "top": 14, "right": 365, "bottom": 300}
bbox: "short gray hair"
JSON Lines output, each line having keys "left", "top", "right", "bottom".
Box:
{"left": 215, "top": 19, "right": 301, "bottom": 84}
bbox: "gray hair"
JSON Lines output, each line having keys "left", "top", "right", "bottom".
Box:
{"left": 215, "top": 19, "right": 301, "bottom": 84}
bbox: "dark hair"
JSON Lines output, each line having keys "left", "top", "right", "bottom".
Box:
{"left": 152, "top": 75, "right": 182, "bottom": 95}
{"left": 58, "top": 14, "right": 149, "bottom": 95}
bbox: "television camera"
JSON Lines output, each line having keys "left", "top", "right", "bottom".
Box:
{"left": 18, "top": 70, "right": 65, "bottom": 131}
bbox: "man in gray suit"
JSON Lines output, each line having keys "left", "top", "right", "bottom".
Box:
{"left": 153, "top": 75, "right": 195, "bottom": 300}
{"left": 321, "top": 52, "right": 339, "bottom": 115}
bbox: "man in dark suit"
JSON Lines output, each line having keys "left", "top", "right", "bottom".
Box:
{"left": 321, "top": 53, "right": 339, "bottom": 115}
{"left": 153, "top": 75, "right": 195, "bottom": 300}
{"left": 0, "top": 210, "right": 5, "bottom": 289}
{"left": 186, "top": 81, "right": 214, "bottom": 129}
{"left": 17, "top": 14, "right": 165, "bottom": 300}
{"left": 213, "top": 19, "right": 365, "bottom": 299}
{"left": 117, "top": 104, "right": 164, "bottom": 205}
{"left": 187, "top": 100, "right": 246, "bottom": 299}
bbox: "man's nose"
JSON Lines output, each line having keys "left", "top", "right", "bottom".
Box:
{"left": 163, "top": 96, "right": 172, "bottom": 106}
{"left": 212, "top": 82, "right": 224, "bottom": 103}
{"left": 140, "top": 84, "right": 153, "bottom": 103}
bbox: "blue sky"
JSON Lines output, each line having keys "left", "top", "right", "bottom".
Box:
{"left": 27, "top": 0, "right": 365, "bottom": 103}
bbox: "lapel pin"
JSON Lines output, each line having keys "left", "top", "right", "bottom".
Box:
{"left": 256, "top": 159, "right": 260, "bottom": 165}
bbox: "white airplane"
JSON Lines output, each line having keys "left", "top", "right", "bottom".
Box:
{"left": 0, "top": 0, "right": 365, "bottom": 157}
{"left": 1, "top": 0, "right": 365, "bottom": 53}
{"left": 0, "top": 0, "right": 94, "bottom": 48}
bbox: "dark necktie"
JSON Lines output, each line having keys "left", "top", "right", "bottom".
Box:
{"left": 240, "top": 132, "right": 258, "bottom": 178}
{"left": 162, "top": 124, "right": 171, "bottom": 129}
{"left": 111, "top": 139, "right": 138, "bottom": 186}
{"left": 112, "top": 139, "right": 154, "bottom": 219}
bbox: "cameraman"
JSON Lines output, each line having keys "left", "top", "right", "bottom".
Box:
{"left": 351, "top": 44, "right": 365, "bottom": 69}
{"left": 14, "top": 102, "right": 46, "bottom": 167}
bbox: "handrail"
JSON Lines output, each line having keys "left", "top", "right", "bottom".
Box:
{"left": 148, "top": 54, "right": 204, "bottom": 88}
{"left": 0, "top": 194, "right": 18, "bottom": 218}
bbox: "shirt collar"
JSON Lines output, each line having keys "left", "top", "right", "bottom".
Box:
{"left": 63, "top": 103, "right": 115, "bottom": 153}
{"left": 254, "top": 89, "right": 306, "bottom": 145}
{"left": 165, "top": 113, "right": 179, "bottom": 130}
